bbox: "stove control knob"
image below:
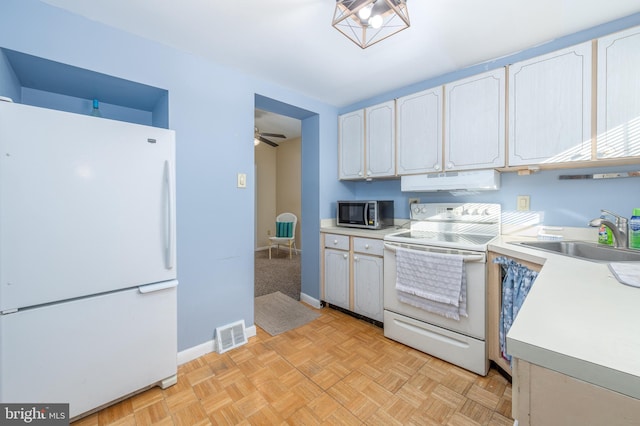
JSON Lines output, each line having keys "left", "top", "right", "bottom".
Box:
{"left": 420, "top": 207, "right": 427, "bottom": 213}
{"left": 413, "top": 206, "right": 420, "bottom": 214}
{"left": 482, "top": 209, "right": 490, "bottom": 215}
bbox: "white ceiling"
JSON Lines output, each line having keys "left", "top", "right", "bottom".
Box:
{"left": 40, "top": 0, "right": 640, "bottom": 138}
{"left": 255, "top": 109, "right": 301, "bottom": 144}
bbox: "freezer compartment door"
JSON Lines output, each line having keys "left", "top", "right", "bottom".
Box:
{"left": 0, "top": 282, "right": 177, "bottom": 419}
{"left": 0, "top": 102, "right": 176, "bottom": 310}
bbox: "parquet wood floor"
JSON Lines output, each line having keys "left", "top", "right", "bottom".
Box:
{"left": 72, "top": 306, "right": 513, "bottom": 425}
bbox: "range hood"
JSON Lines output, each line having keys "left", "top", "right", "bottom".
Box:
{"left": 401, "top": 170, "right": 500, "bottom": 192}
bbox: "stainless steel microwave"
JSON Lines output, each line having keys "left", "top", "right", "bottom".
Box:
{"left": 336, "top": 200, "right": 394, "bottom": 229}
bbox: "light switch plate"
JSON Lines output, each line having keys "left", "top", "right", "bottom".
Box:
{"left": 517, "top": 195, "right": 530, "bottom": 211}
{"left": 237, "top": 173, "right": 247, "bottom": 188}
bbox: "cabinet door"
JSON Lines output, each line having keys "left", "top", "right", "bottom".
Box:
{"left": 509, "top": 42, "right": 592, "bottom": 166}
{"left": 338, "top": 110, "right": 365, "bottom": 179}
{"left": 366, "top": 101, "right": 396, "bottom": 178}
{"left": 445, "top": 68, "right": 505, "bottom": 171}
{"left": 323, "top": 248, "right": 350, "bottom": 310}
{"left": 597, "top": 26, "right": 640, "bottom": 159}
{"left": 397, "top": 87, "right": 443, "bottom": 174}
{"left": 353, "top": 254, "right": 383, "bottom": 321}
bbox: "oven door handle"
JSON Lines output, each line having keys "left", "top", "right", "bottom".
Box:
{"left": 383, "top": 243, "right": 485, "bottom": 263}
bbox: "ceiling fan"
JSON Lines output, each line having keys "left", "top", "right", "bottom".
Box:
{"left": 254, "top": 127, "right": 286, "bottom": 147}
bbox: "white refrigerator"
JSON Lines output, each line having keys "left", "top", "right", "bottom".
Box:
{"left": 0, "top": 102, "right": 178, "bottom": 419}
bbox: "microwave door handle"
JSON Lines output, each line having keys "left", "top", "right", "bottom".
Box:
{"left": 364, "top": 202, "right": 370, "bottom": 226}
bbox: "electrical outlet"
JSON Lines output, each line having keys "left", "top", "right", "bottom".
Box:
{"left": 267, "top": 229, "right": 271, "bottom": 236}
{"left": 517, "top": 195, "right": 530, "bottom": 211}
{"left": 409, "top": 198, "right": 419, "bottom": 205}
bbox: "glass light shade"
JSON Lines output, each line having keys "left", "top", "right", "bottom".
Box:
{"left": 332, "top": 0, "right": 410, "bottom": 49}
{"left": 358, "top": 5, "right": 372, "bottom": 20}
{"left": 370, "top": 14, "right": 383, "bottom": 29}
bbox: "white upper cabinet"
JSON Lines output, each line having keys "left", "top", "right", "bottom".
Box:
{"left": 338, "top": 109, "right": 365, "bottom": 179}
{"left": 338, "top": 101, "right": 395, "bottom": 180}
{"left": 597, "top": 26, "right": 640, "bottom": 159}
{"left": 396, "top": 87, "right": 443, "bottom": 175}
{"left": 508, "top": 42, "right": 592, "bottom": 166}
{"left": 366, "top": 100, "right": 396, "bottom": 178}
{"left": 444, "top": 68, "right": 506, "bottom": 171}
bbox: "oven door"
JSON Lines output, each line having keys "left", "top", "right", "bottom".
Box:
{"left": 383, "top": 241, "right": 486, "bottom": 340}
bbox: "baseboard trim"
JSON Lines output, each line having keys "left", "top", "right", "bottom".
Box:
{"left": 177, "top": 325, "right": 257, "bottom": 365}
{"left": 300, "top": 292, "right": 322, "bottom": 309}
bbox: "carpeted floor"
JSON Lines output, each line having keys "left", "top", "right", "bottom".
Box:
{"left": 254, "top": 248, "right": 301, "bottom": 301}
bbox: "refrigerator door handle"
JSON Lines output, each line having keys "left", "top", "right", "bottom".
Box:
{"left": 164, "top": 160, "right": 174, "bottom": 270}
{"left": 138, "top": 279, "right": 178, "bottom": 294}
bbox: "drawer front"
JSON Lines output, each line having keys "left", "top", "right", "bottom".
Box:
{"left": 353, "top": 237, "right": 384, "bottom": 256}
{"left": 384, "top": 310, "right": 488, "bottom": 376}
{"left": 324, "top": 233, "right": 350, "bottom": 251}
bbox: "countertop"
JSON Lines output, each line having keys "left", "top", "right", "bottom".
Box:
{"left": 489, "top": 235, "right": 640, "bottom": 399}
{"left": 320, "top": 219, "right": 407, "bottom": 239}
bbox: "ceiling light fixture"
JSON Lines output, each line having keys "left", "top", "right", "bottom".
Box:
{"left": 332, "top": 0, "right": 410, "bottom": 49}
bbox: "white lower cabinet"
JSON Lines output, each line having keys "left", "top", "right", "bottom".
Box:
{"left": 353, "top": 238, "right": 384, "bottom": 321}
{"left": 322, "top": 233, "right": 384, "bottom": 322}
{"left": 323, "top": 248, "right": 350, "bottom": 310}
{"left": 512, "top": 358, "right": 640, "bottom": 426}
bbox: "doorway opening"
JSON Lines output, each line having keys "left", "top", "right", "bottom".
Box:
{"left": 253, "top": 94, "right": 322, "bottom": 310}
{"left": 254, "top": 109, "right": 302, "bottom": 301}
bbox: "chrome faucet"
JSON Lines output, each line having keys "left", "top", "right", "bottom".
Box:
{"left": 589, "top": 209, "right": 629, "bottom": 248}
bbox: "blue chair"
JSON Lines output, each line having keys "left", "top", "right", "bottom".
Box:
{"left": 269, "top": 212, "right": 298, "bottom": 259}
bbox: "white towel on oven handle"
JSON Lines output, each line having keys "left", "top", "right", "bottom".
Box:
{"left": 395, "top": 246, "right": 468, "bottom": 320}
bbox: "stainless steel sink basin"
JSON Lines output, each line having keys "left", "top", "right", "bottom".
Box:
{"left": 510, "top": 240, "right": 640, "bottom": 262}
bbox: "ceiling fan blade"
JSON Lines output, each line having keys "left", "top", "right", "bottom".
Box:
{"left": 258, "top": 136, "right": 279, "bottom": 147}
{"left": 259, "top": 132, "right": 286, "bottom": 139}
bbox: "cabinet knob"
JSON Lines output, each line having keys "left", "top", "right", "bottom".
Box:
{"left": 354, "top": 256, "right": 358, "bottom": 261}
{"left": 333, "top": 239, "right": 338, "bottom": 245}
{"left": 365, "top": 244, "right": 369, "bottom": 249}
{"left": 358, "top": 171, "right": 363, "bottom": 176}
{"left": 343, "top": 253, "right": 348, "bottom": 259}
{"left": 446, "top": 162, "right": 453, "bottom": 169}
{"left": 434, "top": 164, "right": 441, "bottom": 171}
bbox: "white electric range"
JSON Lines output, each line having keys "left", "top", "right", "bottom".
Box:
{"left": 383, "top": 202, "right": 501, "bottom": 375}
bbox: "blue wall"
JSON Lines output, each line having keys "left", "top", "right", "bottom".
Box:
{"left": 0, "top": 0, "right": 338, "bottom": 351}
{"left": 338, "top": 164, "right": 640, "bottom": 226}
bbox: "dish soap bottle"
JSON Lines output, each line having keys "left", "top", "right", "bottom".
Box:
{"left": 629, "top": 208, "right": 640, "bottom": 249}
{"left": 90, "top": 99, "right": 102, "bottom": 117}
{"left": 597, "top": 216, "right": 613, "bottom": 245}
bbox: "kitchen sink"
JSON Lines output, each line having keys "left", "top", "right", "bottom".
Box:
{"left": 510, "top": 240, "right": 640, "bottom": 262}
